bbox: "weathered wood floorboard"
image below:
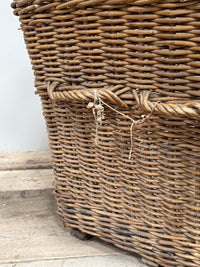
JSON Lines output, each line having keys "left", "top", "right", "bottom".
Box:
{"left": 0, "top": 151, "right": 51, "bottom": 171}
{"left": 1, "top": 255, "right": 146, "bottom": 267}
{"left": 0, "top": 169, "right": 53, "bottom": 192}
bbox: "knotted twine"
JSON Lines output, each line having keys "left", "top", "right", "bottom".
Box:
{"left": 90, "top": 90, "right": 159, "bottom": 160}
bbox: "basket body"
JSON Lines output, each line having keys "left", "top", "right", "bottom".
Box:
{"left": 12, "top": 1, "right": 200, "bottom": 266}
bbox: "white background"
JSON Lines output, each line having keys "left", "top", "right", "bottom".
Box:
{"left": 0, "top": 1, "right": 49, "bottom": 152}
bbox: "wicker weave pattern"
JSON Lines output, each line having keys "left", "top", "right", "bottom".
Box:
{"left": 12, "top": 1, "right": 200, "bottom": 266}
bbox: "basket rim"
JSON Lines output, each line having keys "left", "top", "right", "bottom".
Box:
{"left": 11, "top": 0, "right": 161, "bottom": 12}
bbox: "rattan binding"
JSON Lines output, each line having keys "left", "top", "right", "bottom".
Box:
{"left": 12, "top": 1, "right": 200, "bottom": 266}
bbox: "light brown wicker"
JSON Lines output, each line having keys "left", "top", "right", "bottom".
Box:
{"left": 12, "top": 0, "right": 200, "bottom": 266}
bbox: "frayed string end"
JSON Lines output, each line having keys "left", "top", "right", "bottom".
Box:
{"left": 92, "top": 90, "right": 105, "bottom": 145}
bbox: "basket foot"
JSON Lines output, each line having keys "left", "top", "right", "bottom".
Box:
{"left": 71, "top": 229, "right": 93, "bottom": 241}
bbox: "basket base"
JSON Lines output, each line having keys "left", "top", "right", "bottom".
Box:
{"left": 71, "top": 229, "right": 93, "bottom": 241}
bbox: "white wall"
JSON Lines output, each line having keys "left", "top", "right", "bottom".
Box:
{"left": 0, "top": 1, "right": 49, "bottom": 152}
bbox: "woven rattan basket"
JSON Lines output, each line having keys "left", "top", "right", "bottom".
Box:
{"left": 12, "top": 0, "right": 200, "bottom": 266}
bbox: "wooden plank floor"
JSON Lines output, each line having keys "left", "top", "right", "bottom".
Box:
{"left": 0, "top": 151, "right": 147, "bottom": 267}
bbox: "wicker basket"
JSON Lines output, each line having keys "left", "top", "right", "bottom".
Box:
{"left": 12, "top": 0, "right": 200, "bottom": 266}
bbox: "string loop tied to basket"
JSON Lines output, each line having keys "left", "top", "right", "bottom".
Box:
{"left": 91, "top": 89, "right": 159, "bottom": 160}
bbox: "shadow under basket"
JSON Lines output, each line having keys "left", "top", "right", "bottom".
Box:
{"left": 12, "top": 0, "right": 200, "bottom": 266}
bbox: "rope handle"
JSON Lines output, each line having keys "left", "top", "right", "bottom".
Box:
{"left": 47, "top": 81, "right": 200, "bottom": 119}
